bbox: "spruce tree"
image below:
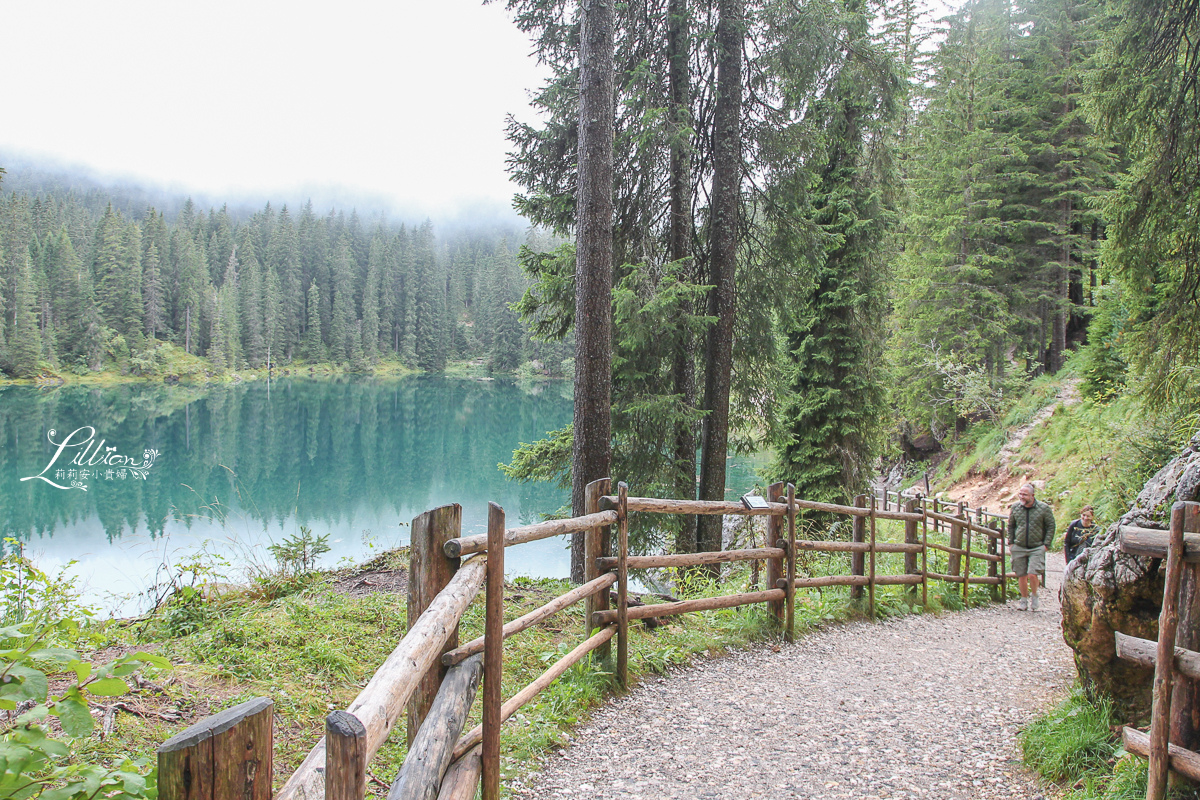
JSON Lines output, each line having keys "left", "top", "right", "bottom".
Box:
{"left": 6, "top": 249, "right": 41, "bottom": 376}
{"left": 329, "top": 243, "right": 357, "bottom": 363}
{"left": 301, "top": 281, "right": 325, "bottom": 361}
{"left": 239, "top": 235, "right": 266, "bottom": 367}
{"left": 143, "top": 241, "right": 165, "bottom": 339}
{"left": 773, "top": 0, "right": 898, "bottom": 503}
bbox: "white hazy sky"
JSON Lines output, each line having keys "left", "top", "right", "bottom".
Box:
{"left": 2, "top": 0, "right": 548, "bottom": 214}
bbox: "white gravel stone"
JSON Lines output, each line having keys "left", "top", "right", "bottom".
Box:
{"left": 517, "top": 554, "right": 1073, "bottom": 799}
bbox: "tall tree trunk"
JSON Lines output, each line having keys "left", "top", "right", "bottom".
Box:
{"left": 570, "top": 0, "right": 615, "bottom": 582}
{"left": 697, "top": 0, "right": 743, "bottom": 555}
{"left": 668, "top": 0, "right": 698, "bottom": 554}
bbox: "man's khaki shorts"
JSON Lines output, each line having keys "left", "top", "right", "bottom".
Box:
{"left": 1010, "top": 544, "right": 1046, "bottom": 577}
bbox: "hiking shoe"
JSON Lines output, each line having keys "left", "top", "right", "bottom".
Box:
{"left": 1031, "top": 595, "right": 1040, "bottom": 612}
{"left": 1016, "top": 597, "right": 1028, "bottom": 611}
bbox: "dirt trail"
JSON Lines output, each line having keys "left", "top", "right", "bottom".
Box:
{"left": 941, "top": 378, "right": 1081, "bottom": 511}
{"left": 517, "top": 556, "right": 1074, "bottom": 800}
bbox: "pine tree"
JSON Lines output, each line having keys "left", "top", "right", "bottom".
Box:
{"left": 6, "top": 248, "right": 41, "bottom": 376}
{"left": 263, "top": 261, "right": 284, "bottom": 370}
{"left": 239, "top": 235, "right": 266, "bottom": 367}
{"left": 267, "top": 206, "right": 302, "bottom": 359}
{"left": 413, "top": 222, "right": 446, "bottom": 372}
{"left": 329, "top": 243, "right": 357, "bottom": 363}
{"left": 143, "top": 240, "right": 165, "bottom": 339}
{"left": 362, "top": 237, "right": 383, "bottom": 365}
{"left": 773, "top": 0, "right": 898, "bottom": 503}
{"left": 301, "top": 281, "right": 325, "bottom": 361}
{"left": 209, "top": 247, "right": 242, "bottom": 371}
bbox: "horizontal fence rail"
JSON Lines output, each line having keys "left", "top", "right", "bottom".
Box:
{"left": 162, "top": 480, "right": 1020, "bottom": 800}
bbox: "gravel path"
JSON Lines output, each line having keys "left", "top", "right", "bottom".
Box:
{"left": 518, "top": 555, "right": 1074, "bottom": 800}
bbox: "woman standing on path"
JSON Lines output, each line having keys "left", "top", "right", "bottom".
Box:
{"left": 1064, "top": 505, "right": 1097, "bottom": 563}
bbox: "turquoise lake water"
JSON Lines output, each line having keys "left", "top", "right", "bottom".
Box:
{"left": 0, "top": 377, "right": 768, "bottom": 614}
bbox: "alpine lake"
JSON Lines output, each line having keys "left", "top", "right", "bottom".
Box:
{"left": 0, "top": 376, "right": 768, "bottom": 616}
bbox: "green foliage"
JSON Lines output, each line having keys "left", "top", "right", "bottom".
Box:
{"left": 1079, "top": 286, "right": 1129, "bottom": 401}
{"left": 1092, "top": 0, "right": 1200, "bottom": 404}
{"left": 0, "top": 617, "right": 169, "bottom": 800}
{"left": 1021, "top": 689, "right": 1119, "bottom": 782}
{"left": 500, "top": 424, "right": 573, "bottom": 490}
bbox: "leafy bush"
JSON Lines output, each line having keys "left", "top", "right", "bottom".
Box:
{"left": 1, "top": 617, "right": 170, "bottom": 799}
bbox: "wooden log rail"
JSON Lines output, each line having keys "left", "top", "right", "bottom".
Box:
{"left": 927, "top": 541, "right": 1003, "bottom": 563}
{"left": 924, "top": 509, "right": 1003, "bottom": 539}
{"left": 442, "top": 573, "right": 617, "bottom": 667}
{"left": 610, "top": 495, "right": 922, "bottom": 522}
{"left": 1114, "top": 631, "right": 1200, "bottom": 681}
{"left": 443, "top": 510, "right": 619, "bottom": 558}
{"left": 595, "top": 546, "right": 785, "bottom": 570}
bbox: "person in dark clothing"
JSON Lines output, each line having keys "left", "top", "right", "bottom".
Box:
{"left": 1064, "top": 505, "right": 1098, "bottom": 563}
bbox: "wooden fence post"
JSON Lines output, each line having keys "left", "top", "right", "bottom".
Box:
{"left": 987, "top": 514, "right": 1000, "bottom": 602}
{"left": 584, "top": 477, "right": 612, "bottom": 661}
{"left": 921, "top": 497, "right": 929, "bottom": 608}
{"left": 1149, "top": 503, "right": 1189, "bottom": 800}
{"left": 1000, "top": 518, "right": 1008, "bottom": 602}
{"left": 766, "top": 482, "right": 786, "bottom": 622}
{"left": 903, "top": 498, "right": 919, "bottom": 598}
{"left": 1170, "top": 503, "right": 1200, "bottom": 753}
{"left": 408, "top": 504, "right": 463, "bottom": 745}
{"left": 868, "top": 495, "right": 877, "bottom": 620}
{"left": 617, "top": 482, "right": 630, "bottom": 688}
{"left": 786, "top": 483, "right": 797, "bottom": 642}
{"left": 326, "top": 711, "right": 367, "bottom": 800}
{"left": 962, "top": 508, "right": 973, "bottom": 608}
{"left": 158, "top": 697, "right": 273, "bottom": 800}
{"left": 948, "top": 501, "right": 964, "bottom": 577}
{"left": 482, "top": 503, "right": 505, "bottom": 800}
{"left": 851, "top": 495, "right": 866, "bottom": 600}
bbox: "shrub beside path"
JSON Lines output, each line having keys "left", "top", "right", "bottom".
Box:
{"left": 517, "top": 554, "right": 1074, "bottom": 800}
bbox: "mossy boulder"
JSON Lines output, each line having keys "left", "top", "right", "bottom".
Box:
{"left": 1061, "top": 431, "right": 1200, "bottom": 721}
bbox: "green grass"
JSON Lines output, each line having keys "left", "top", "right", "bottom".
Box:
{"left": 1021, "top": 689, "right": 1119, "bottom": 783}
{"left": 1021, "top": 689, "right": 1200, "bottom": 800}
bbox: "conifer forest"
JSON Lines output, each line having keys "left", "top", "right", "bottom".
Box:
{"left": 2, "top": 0, "right": 1198, "bottom": 540}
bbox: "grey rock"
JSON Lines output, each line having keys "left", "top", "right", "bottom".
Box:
{"left": 1061, "top": 428, "right": 1200, "bottom": 721}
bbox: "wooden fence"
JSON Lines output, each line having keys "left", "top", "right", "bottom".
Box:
{"left": 156, "top": 480, "right": 1013, "bottom": 800}
{"left": 1112, "top": 501, "right": 1200, "bottom": 800}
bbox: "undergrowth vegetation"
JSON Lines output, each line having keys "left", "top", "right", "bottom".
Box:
{"left": 1021, "top": 689, "right": 1200, "bottom": 800}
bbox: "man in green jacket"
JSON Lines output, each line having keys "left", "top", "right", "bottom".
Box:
{"left": 1008, "top": 483, "right": 1056, "bottom": 611}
